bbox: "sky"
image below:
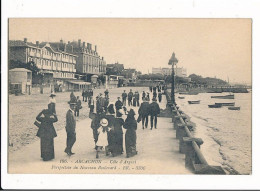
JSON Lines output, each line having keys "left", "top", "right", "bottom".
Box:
{"left": 9, "top": 19, "right": 252, "bottom": 84}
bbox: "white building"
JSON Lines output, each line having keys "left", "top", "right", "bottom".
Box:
{"left": 152, "top": 67, "right": 187, "bottom": 77}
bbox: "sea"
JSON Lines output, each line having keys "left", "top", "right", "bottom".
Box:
{"left": 175, "top": 92, "right": 252, "bottom": 175}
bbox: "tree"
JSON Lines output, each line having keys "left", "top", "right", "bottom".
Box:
{"left": 188, "top": 74, "right": 228, "bottom": 86}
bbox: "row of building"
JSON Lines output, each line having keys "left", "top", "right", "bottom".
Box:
{"left": 9, "top": 38, "right": 108, "bottom": 94}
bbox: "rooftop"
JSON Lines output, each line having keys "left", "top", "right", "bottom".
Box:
{"left": 9, "top": 68, "right": 32, "bottom": 72}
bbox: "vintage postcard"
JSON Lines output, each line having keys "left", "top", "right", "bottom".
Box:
{"left": 6, "top": 18, "right": 252, "bottom": 176}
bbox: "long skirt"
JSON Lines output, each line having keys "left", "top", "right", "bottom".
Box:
{"left": 112, "top": 130, "right": 123, "bottom": 155}
{"left": 40, "top": 136, "right": 54, "bottom": 161}
{"left": 125, "top": 129, "right": 137, "bottom": 156}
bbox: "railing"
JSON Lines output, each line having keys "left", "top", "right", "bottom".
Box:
{"left": 165, "top": 91, "right": 226, "bottom": 174}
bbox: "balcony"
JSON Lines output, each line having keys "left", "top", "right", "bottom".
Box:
{"left": 61, "top": 58, "right": 69, "bottom": 62}
{"left": 43, "top": 54, "right": 51, "bottom": 60}
{"left": 29, "top": 51, "right": 35, "bottom": 56}
{"left": 36, "top": 53, "right": 41, "bottom": 58}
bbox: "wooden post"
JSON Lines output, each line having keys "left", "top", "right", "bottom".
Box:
{"left": 183, "top": 137, "right": 204, "bottom": 170}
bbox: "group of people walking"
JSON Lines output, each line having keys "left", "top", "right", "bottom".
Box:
{"left": 91, "top": 104, "right": 138, "bottom": 159}
{"left": 121, "top": 89, "right": 140, "bottom": 107}
{"left": 35, "top": 87, "right": 163, "bottom": 161}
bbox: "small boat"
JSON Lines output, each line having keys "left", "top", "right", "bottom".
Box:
{"left": 178, "top": 96, "right": 185, "bottom": 99}
{"left": 211, "top": 94, "right": 234, "bottom": 99}
{"left": 208, "top": 104, "right": 222, "bottom": 108}
{"left": 188, "top": 100, "right": 200, "bottom": 104}
{"left": 179, "top": 92, "right": 199, "bottom": 95}
{"left": 215, "top": 102, "right": 235, "bottom": 106}
{"left": 228, "top": 106, "right": 240, "bottom": 110}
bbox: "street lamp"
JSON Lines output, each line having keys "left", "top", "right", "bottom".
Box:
{"left": 168, "top": 52, "right": 178, "bottom": 104}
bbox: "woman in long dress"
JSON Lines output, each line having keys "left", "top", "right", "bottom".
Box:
{"left": 123, "top": 109, "right": 138, "bottom": 158}
{"left": 36, "top": 103, "right": 58, "bottom": 161}
{"left": 105, "top": 104, "right": 116, "bottom": 156}
{"left": 112, "top": 109, "right": 125, "bottom": 156}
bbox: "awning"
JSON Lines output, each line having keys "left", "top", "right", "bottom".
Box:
{"left": 67, "top": 81, "right": 91, "bottom": 85}
{"left": 39, "top": 70, "right": 54, "bottom": 74}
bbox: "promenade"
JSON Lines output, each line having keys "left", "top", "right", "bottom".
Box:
{"left": 8, "top": 87, "right": 190, "bottom": 174}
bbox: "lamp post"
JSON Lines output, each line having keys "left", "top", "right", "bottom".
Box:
{"left": 168, "top": 52, "right": 178, "bottom": 105}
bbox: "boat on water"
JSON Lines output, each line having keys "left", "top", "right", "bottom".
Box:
{"left": 228, "top": 106, "right": 240, "bottom": 110}
{"left": 208, "top": 104, "right": 222, "bottom": 108}
{"left": 179, "top": 92, "right": 199, "bottom": 95}
{"left": 215, "top": 102, "right": 235, "bottom": 106}
{"left": 178, "top": 96, "right": 185, "bottom": 99}
{"left": 211, "top": 94, "right": 234, "bottom": 99}
{"left": 188, "top": 100, "right": 200, "bottom": 104}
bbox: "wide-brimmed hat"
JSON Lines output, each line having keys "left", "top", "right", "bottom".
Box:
{"left": 128, "top": 109, "right": 135, "bottom": 116}
{"left": 100, "top": 118, "right": 108, "bottom": 127}
{"left": 50, "top": 92, "right": 56, "bottom": 97}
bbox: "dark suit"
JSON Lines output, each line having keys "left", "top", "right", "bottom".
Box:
{"left": 65, "top": 109, "right": 76, "bottom": 154}
{"left": 149, "top": 102, "right": 160, "bottom": 129}
{"left": 138, "top": 102, "right": 150, "bottom": 128}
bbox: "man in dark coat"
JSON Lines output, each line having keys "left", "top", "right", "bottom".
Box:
{"left": 104, "top": 89, "right": 109, "bottom": 98}
{"left": 128, "top": 89, "right": 134, "bottom": 106}
{"left": 138, "top": 97, "right": 150, "bottom": 129}
{"left": 104, "top": 97, "right": 110, "bottom": 113}
{"left": 65, "top": 101, "right": 77, "bottom": 156}
{"left": 115, "top": 97, "right": 123, "bottom": 114}
{"left": 158, "top": 92, "right": 162, "bottom": 103}
{"left": 122, "top": 90, "right": 127, "bottom": 106}
{"left": 134, "top": 91, "right": 140, "bottom": 106}
{"left": 153, "top": 90, "right": 157, "bottom": 100}
{"left": 149, "top": 86, "right": 152, "bottom": 92}
{"left": 75, "top": 96, "right": 82, "bottom": 117}
{"left": 70, "top": 91, "right": 76, "bottom": 102}
{"left": 149, "top": 98, "right": 160, "bottom": 130}
{"left": 85, "top": 89, "right": 90, "bottom": 103}
{"left": 82, "top": 90, "right": 85, "bottom": 102}
{"left": 142, "top": 91, "right": 146, "bottom": 100}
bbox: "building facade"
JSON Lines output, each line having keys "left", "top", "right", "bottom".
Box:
{"left": 9, "top": 38, "right": 77, "bottom": 80}
{"left": 51, "top": 39, "right": 106, "bottom": 78}
{"left": 152, "top": 67, "right": 187, "bottom": 77}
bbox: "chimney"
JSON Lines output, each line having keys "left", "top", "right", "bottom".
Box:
{"left": 36, "top": 41, "right": 39, "bottom": 47}
{"left": 68, "top": 41, "right": 70, "bottom": 44}
{"left": 95, "top": 45, "right": 97, "bottom": 52}
{"left": 24, "top": 38, "right": 27, "bottom": 43}
{"left": 64, "top": 43, "right": 67, "bottom": 52}
{"left": 78, "top": 39, "right": 81, "bottom": 47}
{"left": 71, "top": 45, "right": 74, "bottom": 53}
{"left": 102, "top": 57, "right": 104, "bottom": 60}
{"left": 60, "top": 39, "right": 63, "bottom": 44}
{"left": 87, "top": 43, "right": 90, "bottom": 50}
{"left": 89, "top": 44, "right": 92, "bottom": 50}
{"left": 83, "top": 42, "right": 86, "bottom": 48}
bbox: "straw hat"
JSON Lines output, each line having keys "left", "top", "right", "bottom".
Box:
{"left": 100, "top": 118, "right": 108, "bottom": 127}
{"left": 49, "top": 92, "right": 56, "bottom": 97}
